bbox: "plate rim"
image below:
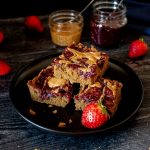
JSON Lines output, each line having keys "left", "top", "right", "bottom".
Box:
{"left": 9, "top": 53, "right": 144, "bottom": 135}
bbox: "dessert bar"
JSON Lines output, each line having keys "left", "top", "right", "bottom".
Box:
{"left": 74, "top": 78, "right": 123, "bottom": 116}
{"left": 27, "top": 66, "right": 73, "bottom": 108}
{"left": 52, "top": 43, "right": 109, "bottom": 86}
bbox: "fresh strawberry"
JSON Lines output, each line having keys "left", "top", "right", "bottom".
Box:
{"left": 128, "top": 38, "right": 149, "bottom": 58}
{"left": 81, "top": 102, "right": 109, "bottom": 129}
{"left": 0, "top": 60, "right": 11, "bottom": 76}
{"left": 0, "top": 31, "right": 4, "bottom": 44}
{"left": 24, "top": 16, "right": 44, "bottom": 32}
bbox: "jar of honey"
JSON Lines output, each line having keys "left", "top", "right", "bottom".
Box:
{"left": 49, "top": 10, "right": 84, "bottom": 46}
{"left": 90, "top": 1, "right": 127, "bottom": 47}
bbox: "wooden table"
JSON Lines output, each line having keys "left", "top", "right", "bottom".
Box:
{"left": 0, "top": 16, "right": 150, "bottom": 150}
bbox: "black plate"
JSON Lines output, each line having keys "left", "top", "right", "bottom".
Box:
{"left": 9, "top": 53, "right": 143, "bottom": 135}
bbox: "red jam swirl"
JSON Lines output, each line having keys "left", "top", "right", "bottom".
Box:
{"left": 41, "top": 83, "right": 73, "bottom": 101}
{"left": 75, "top": 86, "right": 103, "bottom": 103}
{"left": 35, "top": 67, "right": 53, "bottom": 89}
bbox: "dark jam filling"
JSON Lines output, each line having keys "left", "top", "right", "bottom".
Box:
{"left": 77, "top": 58, "right": 89, "bottom": 67}
{"left": 79, "top": 65, "right": 96, "bottom": 78}
{"left": 69, "top": 43, "right": 93, "bottom": 52}
{"left": 64, "top": 50, "right": 89, "bottom": 67}
{"left": 67, "top": 63, "right": 96, "bottom": 78}
{"left": 103, "top": 87, "right": 115, "bottom": 111}
{"left": 64, "top": 47, "right": 92, "bottom": 66}
{"left": 98, "top": 56, "right": 106, "bottom": 69}
{"left": 63, "top": 50, "right": 74, "bottom": 60}
{"left": 68, "top": 63, "right": 81, "bottom": 69}
{"left": 76, "top": 86, "right": 103, "bottom": 103}
{"left": 41, "top": 84, "right": 73, "bottom": 101}
{"left": 90, "top": 20, "right": 127, "bottom": 47}
{"left": 35, "top": 68, "right": 53, "bottom": 89}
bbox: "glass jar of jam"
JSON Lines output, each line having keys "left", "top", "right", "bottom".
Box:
{"left": 49, "top": 10, "right": 84, "bottom": 47}
{"left": 90, "top": 1, "right": 127, "bottom": 47}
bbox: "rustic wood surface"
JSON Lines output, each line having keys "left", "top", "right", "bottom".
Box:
{"left": 0, "top": 16, "right": 150, "bottom": 150}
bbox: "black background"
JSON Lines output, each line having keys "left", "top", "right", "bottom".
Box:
{"left": 0, "top": 0, "right": 91, "bottom": 18}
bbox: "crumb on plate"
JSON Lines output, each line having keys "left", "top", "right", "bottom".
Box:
{"left": 29, "top": 108, "right": 36, "bottom": 115}
{"left": 58, "top": 122, "right": 66, "bottom": 128}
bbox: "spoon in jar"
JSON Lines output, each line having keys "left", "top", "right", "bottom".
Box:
{"left": 105, "top": 0, "right": 124, "bottom": 21}
{"left": 69, "top": 0, "right": 95, "bottom": 22}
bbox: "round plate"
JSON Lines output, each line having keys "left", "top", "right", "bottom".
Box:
{"left": 9, "top": 53, "right": 143, "bottom": 135}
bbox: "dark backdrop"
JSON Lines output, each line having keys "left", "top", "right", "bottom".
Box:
{"left": 1, "top": 0, "right": 149, "bottom": 35}
{"left": 0, "top": 0, "right": 91, "bottom": 18}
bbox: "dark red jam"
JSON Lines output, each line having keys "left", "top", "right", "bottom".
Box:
{"left": 90, "top": 19, "right": 127, "bottom": 47}
{"left": 77, "top": 58, "right": 89, "bottom": 67}
{"left": 68, "top": 43, "right": 92, "bottom": 52}
{"left": 68, "top": 63, "right": 81, "bottom": 69}
{"left": 98, "top": 56, "right": 106, "bottom": 69}
{"left": 63, "top": 50, "right": 74, "bottom": 60}
{"left": 35, "top": 67, "right": 53, "bottom": 89}
{"left": 41, "top": 82, "right": 73, "bottom": 101}
{"left": 75, "top": 86, "right": 104, "bottom": 103}
{"left": 102, "top": 87, "right": 114, "bottom": 112}
{"left": 79, "top": 66, "right": 96, "bottom": 78}
{"left": 90, "top": 1, "right": 127, "bottom": 48}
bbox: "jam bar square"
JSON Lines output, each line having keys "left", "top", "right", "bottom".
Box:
{"left": 52, "top": 43, "right": 109, "bottom": 86}
{"left": 74, "top": 78, "right": 123, "bottom": 116}
{"left": 27, "top": 66, "right": 73, "bottom": 108}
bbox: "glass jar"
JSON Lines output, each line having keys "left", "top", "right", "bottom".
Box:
{"left": 49, "top": 10, "right": 84, "bottom": 47}
{"left": 90, "top": 1, "right": 127, "bottom": 47}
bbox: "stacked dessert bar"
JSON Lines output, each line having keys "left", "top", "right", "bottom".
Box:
{"left": 27, "top": 43, "right": 123, "bottom": 116}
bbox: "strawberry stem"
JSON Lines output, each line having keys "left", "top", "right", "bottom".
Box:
{"left": 139, "top": 38, "right": 144, "bottom": 42}
{"left": 98, "top": 101, "right": 109, "bottom": 116}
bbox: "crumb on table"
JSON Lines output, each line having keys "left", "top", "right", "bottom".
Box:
{"left": 69, "top": 118, "right": 72, "bottom": 124}
{"left": 52, "top": 109, "right": 57, "bottom": 114}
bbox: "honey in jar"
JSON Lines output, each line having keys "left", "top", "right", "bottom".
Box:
{"left": 49, "top": 10, "right": 84, "bottom": 46}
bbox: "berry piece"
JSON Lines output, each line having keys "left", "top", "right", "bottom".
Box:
{"left": 0, "top": 60, "right": 11, "bottom": 76}
{"left": 0, "top": 31, "right": 4, "bottom": 44}
{"left": 24, "top": 16, "right": 44, "bottom": 32}
{"left": 81, "top": 102, "right": 109, "bottom": 129}
{"left": 128, "top": 38, "right": 149, "bottom": 58}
